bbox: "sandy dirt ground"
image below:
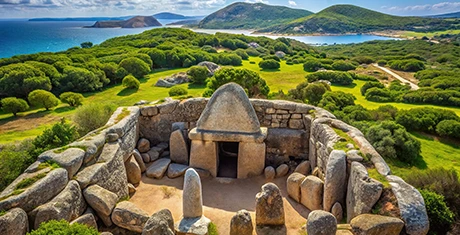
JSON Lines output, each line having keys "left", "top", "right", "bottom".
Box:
{"left": 130, "top": 174, "right": 310, "bottom": 235}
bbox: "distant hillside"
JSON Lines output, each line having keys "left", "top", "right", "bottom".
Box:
{"left": 427, "top": 11, "right": 460, "bottom": 19}
{"left": 29, "top": 16, "right": 130, "bottom": 21}
{"left": 259, "top": 5, "right": 448, "bottom": 34}
{"left": 167, "top": 19, "right": 200, "bottom": 26}
{"left": 198, "top": 2, "right": 313, "bottom": 29}
{"left": 153, "top": 12, "right": 188, "bottom": 19}
{"left": 89, "top": 16, "right": 162, "bottom": 28}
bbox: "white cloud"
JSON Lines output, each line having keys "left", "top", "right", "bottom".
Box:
{"left": 288, "top": 1, "right": 296, "bottom": 7}
{"left": 382, "top": 2, "right": 460, "bottom": 14}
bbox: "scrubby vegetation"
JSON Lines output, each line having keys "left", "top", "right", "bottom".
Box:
{"left": 59, "top": 92, "right": 84, "bottom": 107}
{"left": 122, "top": 75, "right": 140, "bottom": 89}
{"left": 169, "top": 87, "right": 188, "bottom": 97}
{"left": 73, "top": 103, "right": 116, "bottom": 136}
{"left": 28, "top": 220, "right": 99, "bottom": 235}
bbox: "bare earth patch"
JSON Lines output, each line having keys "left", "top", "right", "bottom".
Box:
{"left": 130, "top": 175, "right": 310, "bottom": 235}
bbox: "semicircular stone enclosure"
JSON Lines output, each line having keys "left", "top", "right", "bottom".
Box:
{"left": 0, "top": 83, "right": 429, "bottom": 235}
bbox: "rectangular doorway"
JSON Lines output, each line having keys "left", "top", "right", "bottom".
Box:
{"left": 217, "top": 142, "right": 239, "bottom": 178}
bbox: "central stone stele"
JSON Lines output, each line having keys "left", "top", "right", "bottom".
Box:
{"left": 188, "top": 83, "right": 267, "bottom": 179}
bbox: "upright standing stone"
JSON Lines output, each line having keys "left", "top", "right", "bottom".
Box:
{"left": 125, "top": 155, "right": 141, "bottom": 185}
{"left": 300, "top": 176, "right": 324, "bottom": 211}
{"left": 307, "top": 210, "right": 337, "bottom": 235}
{"left": 230, "top": 210, "right": 253, "bottom": 235}
{"left": 255, "top": 183, "right": 285, "bottom": 226}
{"left": 175, "top": 169, "right": 211, "bottom": 235}
{"left": 287, "top": 173, "right": 306, "bottom": 203}
{"left": 323, "top": 150, "right": 347, "bottom": 212}
{"left": 170, "top": 129, "right": 189, "bottom": 165}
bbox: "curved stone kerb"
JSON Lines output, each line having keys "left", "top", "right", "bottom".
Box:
{"left": 196, "top": 83, "right": 261, "bottom": 134}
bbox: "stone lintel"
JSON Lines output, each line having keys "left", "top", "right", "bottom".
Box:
{"left": 188, "top": 127, "right": 267, "bottom": 143}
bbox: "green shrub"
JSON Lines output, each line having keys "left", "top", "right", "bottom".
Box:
{"left": 377, "top": 60, "right": 388, "bottom": 66}
{"left": 259, "top": 59, "right": 280, "bottom": 70}
{"left": 28, "top": 219, "right": 99, "bottom": 235}
{"left": 396, "top": 108, "right": 459, "bottom": 133}
{"left": 235, "top": 49, "right": 249, "bottom": 60}
{"left": 119, "top": 57, "right": 151, "bottom": 78}
{"left": 420, "top": 189, "right": 455, "bottom": 234}
{"left": 0, "top": 142, "right": 35, "bottom": 191}
{"left": 187, "top": 66, "right": 209, "bottom": 84}
{"left": 59, "top": 92, "right": 84, "bottom": 107}
{"left": 204, "top": 68, "right": 269, "bottom": 98}
{"left": 73, "top": 103, "right": 116, "bottom": 136}
{"left": 406, "top": 168, "right": 460, "bottom": 217}
{"left": 262, "top": 55, "right": 280, "bottom": 62}
{"left": 289, "top": 82, "right": 330, "bottom": 105}
{"left": 306, "top": 71, "right": 354, "bottom": 85}
{"left": 1, "top": 97, "right": 29, "bottom": 116}
{"left": 32, "top": 118, "right": 79, "bottom": 155}
{"left": 80, "top": 41, "right": 93, "bottom": 48}
{"left": 303, "top": 59, "right": 323, "bottom": 72}
{"left": 353, "top": 56, "right": 375, "bottom": 64}
{"left": 361, "top": 82, "right": 385, "bottom": 96}
{"left": 218, "top": 54, "right": 242, "bottom": 66}
{"left": 28, "top": 90, "right": 59, "bottom": 111}
{"left": 389, "top": 59, "right": 425, "bottom": 72}
{"left": 249, "top": 61, "right": 256, "bottom": 64}
{"left": 366, "top": 121, "right": 421, "bottom": 164}
{"left": 169, "top": 87, "right": 188, "bottom": 96}
{"left": 331, "top": 61, "right": 357, "bottom": 71}
{"left": 436, "top": 120, "right": 460, "bottom": 138}
{"left": 318, "top": 91, "right": 356, "bottom": 112}
{"left": 122, "top": 75, "right": 140, "bottom": 89}
{"left": 365, "top": 88, "right": 394, "bottom": 102}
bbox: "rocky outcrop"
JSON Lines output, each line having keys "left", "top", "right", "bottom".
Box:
{"left": 306, "top": 210, "right": 337, "bottom": 235}
{"left": 112, "top": 201, "right": 150, "bottom": 233}
{"left": 155, "top": 72, "right": 190, "bottom": 87}
{"left": 0, "top": 168, "right": 68, "bottom": 212}
{"left": 0, "top": 208, "right": 28, "bottom": 235}
{"left": 350, "top": 214, "right": 404, "bottom": 235}
{"left": 83, "top": 184, "right": 118, "bottom": 226}
{"left": 143, "top": 209, "right": 174, "bottom": 235}
{"left": 197, "top": 61, "right": 221, "bottom": 76}
{"left": 323, "top": 150, "right": 347, "bottom": 212}
{"left": 387, "top": 175, "right": 429, "bottom": 235}
{"left": 230, "top": 210, "right": 253, "bottom": 235}
{"left": 38, "top": 148, "right": 85, "bottom": 179}
{"left": 31, "top": 180, "right": 86, "bottom": 229}
{"left": 346, "top": 162, "right": 383, "bottom": 222}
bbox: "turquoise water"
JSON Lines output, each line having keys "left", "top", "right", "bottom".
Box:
{"left": 0, "top": 20, "right": 398, "bottom": 59}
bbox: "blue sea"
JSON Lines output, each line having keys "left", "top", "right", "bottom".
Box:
{"left": 0, "top": 19, "right": 398, "bottom": 59}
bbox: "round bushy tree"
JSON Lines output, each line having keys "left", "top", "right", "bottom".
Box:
{"left": 259, "top": 59, "right": 280, "bottom": 70}
{"left": 59, "top": 92, "right": 84, "bottom": 107}
{"left": 169, "top": 86, "right": 188, "bottom": 96}
{"left": 187, "top": 66, "right": 209, "bottom": 84}
{"left": 420, "top": 189, "right": 455, "bottom": 235}
{"left": 122, "top": 75, "right": 140, "bottom": 89}
{"left": 303, "top": 59, "right": 323, "bottom": 72}
{"left": 318, "top": 91, "right": 356, "bottom": 112}
{"left": 28, "top": 90, "right": 59, "bottom": 111}
{"left": 331, "top": 61, "right": 357, "bottom": 71}
{"left": 119, "top": 57, "right": 151, "bottom": 78}
{"left": 28, "top": 220, "right": 99, "bottom": 235}
{"left": 204, "top": 68, "right": 270, "bottom": 98}
{"left": 1, "top": 97, "right": 29, "bottom": 116}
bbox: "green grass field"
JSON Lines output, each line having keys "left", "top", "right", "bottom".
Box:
{"left": 0, "top": 57, "right": 459, "bottom": 181}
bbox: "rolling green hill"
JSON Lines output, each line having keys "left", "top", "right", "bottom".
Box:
{"left": 258, "top": 4, "right": 449, "bottom": 34}
{"left": 197, "top": 2, "right": 313, "bottom": 29}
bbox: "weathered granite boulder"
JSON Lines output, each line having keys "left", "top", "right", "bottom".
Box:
{"left": 148, "top": 147, "right": 162, "bottom": 162}
{"left": 0, "top": 168, "right": 68, "bottom": 212}
{"left": 197, "top": 61, "right": 221, "bottom": 76}
{"left": 69, "top": 133, "right": 106, "bottom": 164}
{"left": 230, "top": 210, "right": 253, "bottom": 235}
{"left": 255, "top": 183, "right": 284, "bottom": 226}
{"left": 146, "top": 158, "right": 171, "bottom": 179}
{"left": 125, "top": 155, "right": 141, "bottom": 185}
{"left": 350, "top": 214, "right": 404, "bottom": 235}
{"left": 167, "top": 163, "right": 189, "bottom": 179}
{"left": 331, "top": 202, "right": 343, "bottom": 222}
{"left": 31, "top": 180, "right": 86, "bottom": 229}
{"left": 38, "top": 148, "right": 85, "bottom": 179}
{"left": 112, "top": 201, "right": 150, "bottom": 233}
{"left": 300, "top": 175, "right": 324, "bottom": 211}
{"left": 0, "top": 208, "right": 28, "bottom": 235}
{"left": 346, "top": 162, "right": 383, "bottom": 223}
{"left": 70, "top": 213, "right": 97, "bottom": 229}
{"left": 142, "top": 153, "right": 150, "bottom": 163}
{"left": 169, "top": 129, "right": 189, "bottom": 165}
{"left": 276, "top": 164, "right": 289, "bottom": 178}
{"left": 323, "top": 150, "right": 347, "bottom": 212}
{"left": 287, "top": 173, "right": 306, "bottom": 203}
{"left": 275, "top": 51, "right": 286, "bottom": 58}
{"left": 264, "top": 166, "right": 275, "bottom": 180}
{"left": 306, "top": 210, "right": 337, "bottom": 235}
{"left": 75, "top": 142, "right": 129, "bottom": 199}
{"left": 143, "top": 209, "right": 174, "bottom": 235}
{"left": 165, "top": 72, "right": 190, "bottom": 84}
{"left": 155, "top": 79, "right": 176, "bottom": 88}
{"left": 387, "top": 175, "right": 429, "bottom": 235}
{"left": 83, "top": 184, "right": 118, "bottom": 226}
{"left": 128, "top": 183, "right": 137, "bottom": 194}
{"left": 295, "top": 161, "right": 310, "bottom": 175}
{"left": 137, "top": 138, "right": 151, "bottom": 153}
{"left": 132, "top": 150, "right": 146, "bottom": 172}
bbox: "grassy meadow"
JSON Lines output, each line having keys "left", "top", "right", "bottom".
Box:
{"left": 1, "top": 56, "right": 459, "bottom": 181}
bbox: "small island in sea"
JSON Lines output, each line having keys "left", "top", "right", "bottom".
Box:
{"left": 86, "top": 15, "right": 162, "bottom": 28}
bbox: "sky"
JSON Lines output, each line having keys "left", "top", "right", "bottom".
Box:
{"left": 0, "top": 0, "right": 460, "bottom": 18}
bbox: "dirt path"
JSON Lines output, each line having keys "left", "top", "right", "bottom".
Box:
{"left": 372, "top": 64, "right": 419, "bottom": 90}
{"left": 130, "top": 175, "right": 310, "bottom": 235}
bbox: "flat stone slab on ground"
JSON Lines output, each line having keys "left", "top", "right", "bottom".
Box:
{"left": 167, "top": 163, "right": 189, "bottom": 179}
{"left": 175, "top": 216, "right": 210, "bottom": 235}
{"left": 146, "top": 158, "right": 172, "bottom": 179}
